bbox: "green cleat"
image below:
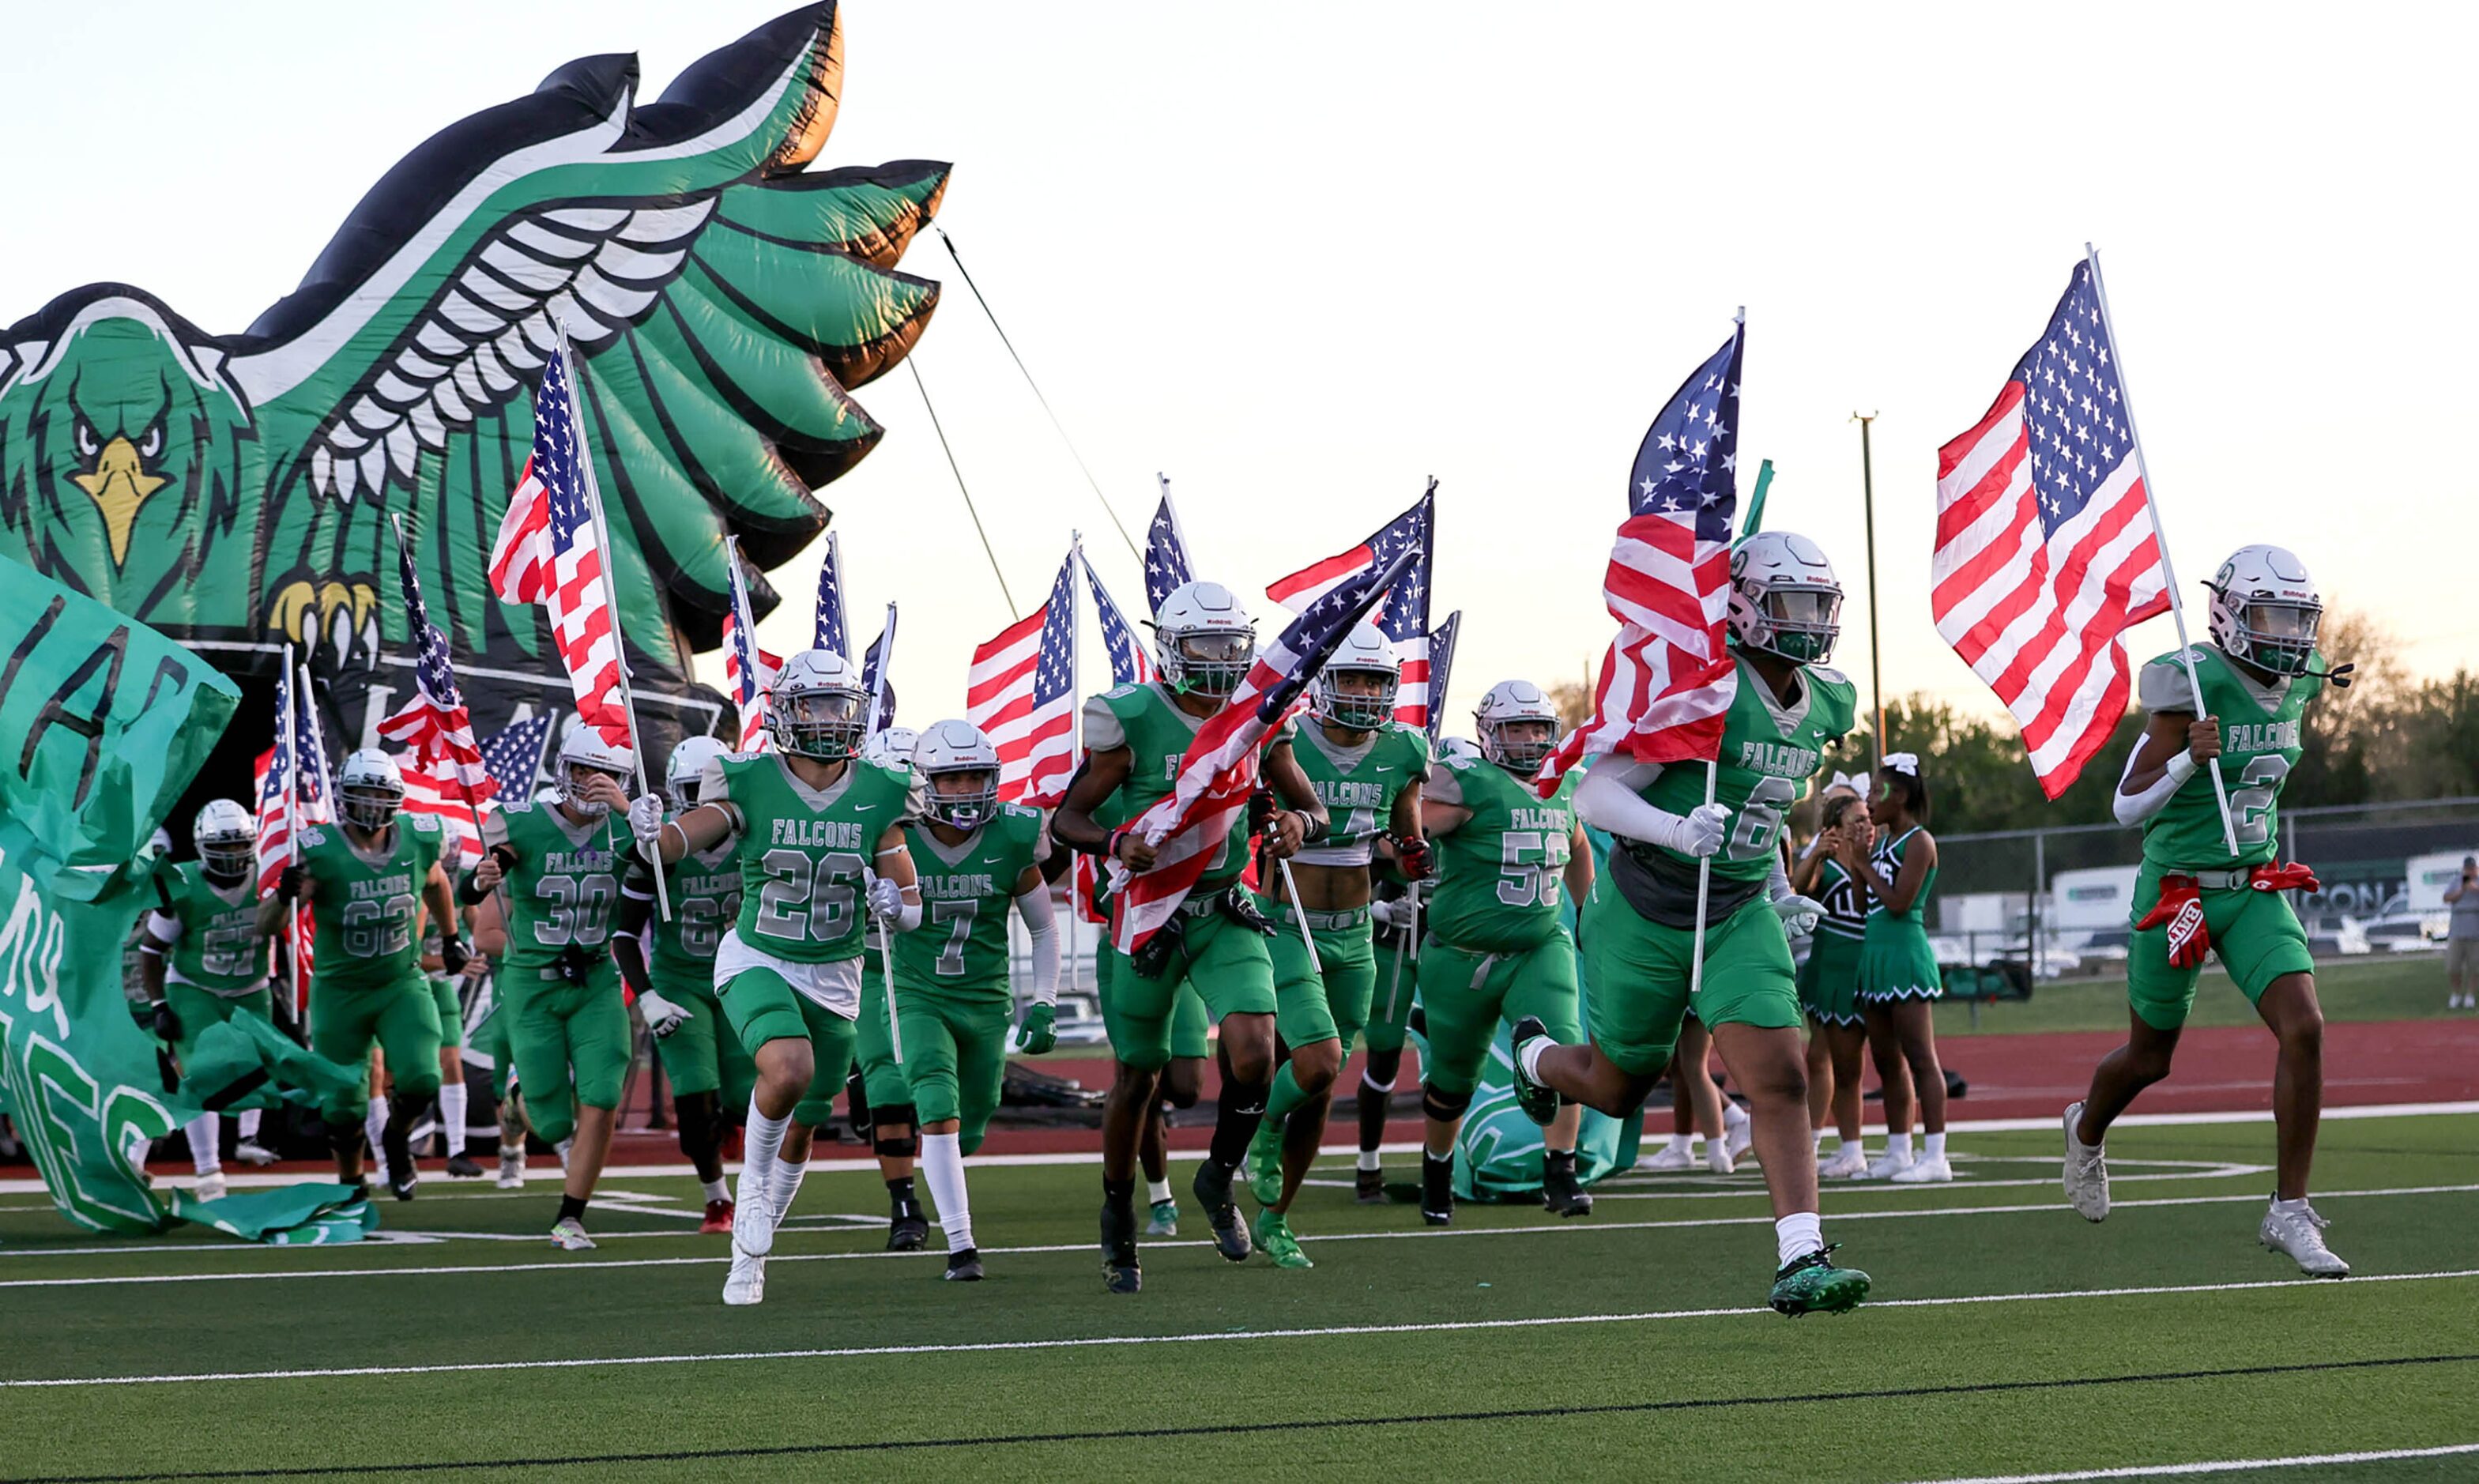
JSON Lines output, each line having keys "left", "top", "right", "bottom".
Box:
{"left": 1145, "top": 1199, "right": 1180, "bottom": 1237}
{"left": 1248, "top": 1117, "right": 1286, "bottom": 1207}
{"left": 1769, "top": 1245, "right": 1870, "bottom": 1316}
{"left": 1253, "top": 1208, "right": 1314, "bottom": 1269}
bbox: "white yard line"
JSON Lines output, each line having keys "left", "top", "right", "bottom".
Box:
{"left": 1901, "top": 1440, "right": 2479, "bottom": 1482}
{"left": 6, "top": 1183, "right": 2473, "bottom": 1286}
{"left": 8, "top": 1267, "right": 2475, "bottom": 1389}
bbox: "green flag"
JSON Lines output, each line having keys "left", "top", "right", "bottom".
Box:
{"left": 0, "top": 556, "right": 247, "bottom": 1232}
{"left": 1737, "top": 458, "right": 1774, "bottom": 544}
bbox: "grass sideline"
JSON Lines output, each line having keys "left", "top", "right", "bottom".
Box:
{"left": 2, "top": 1112, "right": 2475, "bottom": 1482}
{"left": 1933, "top": 952, "right": 2466, "bottom": 1036}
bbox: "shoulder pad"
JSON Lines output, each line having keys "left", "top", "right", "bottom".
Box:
{"left": 1808, "top": 665, "right": 1852, "bottom": 687}
{"left": 1000, "top": 802, "right": 1041, "bottom": 822}
{"left": 503, "top": 800, "right": 536, "bottom": 817}
{"left": 1102, "top": 683, "right": 1143, "bottom": 702}
{"left": 298, "top": 825, "right": 328, "bottom": 849}
{"left": 1441, "top": 751, "right": 1478, "bottom": 772}
{"left": 405, "top": 814, "right": 442, "bottom": 836}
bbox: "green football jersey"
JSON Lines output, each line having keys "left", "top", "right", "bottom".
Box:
{"left": 891, "top": 804, "right": 1045, "bottom": 996}
{"left": 1428, "top": 755, "right": 1581, "bottom": 954}
{"left": 162, "top": 863, "right": 264, "bottom": 994}
{"left": 1083, "top": 681, "right": 1258, "bottom": 891}
{"left": 708, "top": 753, "right": 918, "bottom": 964}
{"left": 1290, "top": 721, "right": 1430, "bottom": 868}
{"left": 488, "top": 801, "right": 636, "bottom": 974}
{"left": 1634, "top": 655, "right": 1857, "bottom": 884}
{"left": 2138, "top": 645, "right": 2322, "bottom": 871}
{"left": 299, "top": 816, "right": 443, "bottom": 990}
{"left": 649, "top": 833, "right": 741, "bottom": 989}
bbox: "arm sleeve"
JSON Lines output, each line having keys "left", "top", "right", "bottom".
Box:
{"left": 1015, "top": 883, "right": 1060, "bottom": 1008}
{"left": 2112, "top": 743, "right": 2198, "bottom": 826}
{"left": 144, "top": 910, "right": 183, "bottom": 947}
{"left": 1081, "top": 695, "right": 1127, "bottom": 751}
{"left": 1767, "top": 855, "right": 1795, "bottom": 902}
{"left": 1573, "top": 755, "right": 1697, "bottom": 852}
{"left": 1424, "top": 763, "right": 1464, "bottom": 808}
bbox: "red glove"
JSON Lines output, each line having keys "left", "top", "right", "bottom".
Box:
{"left": 2137, "top": 873, "right": 2210, "bottom": 970}
{"left": 2250, "top": 861, "right": 2320, "bottom": 894}
{"left": 1391, "top": 833, "right": 1434, "bottom": 883}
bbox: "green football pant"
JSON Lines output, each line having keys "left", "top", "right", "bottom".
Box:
{"left": 1362, "top": 936, "right": 1422, "bottom": 1055}
{"left": 893, "top": 984, "right": 1012, "bottom": 1154}
{"left": 1417, "top": 932, "right": 1581, "bottom": 1097}
{"left": 1580, "top": 885, "right": 1801, "bottom": 1077}
{"left": 1100, "top": 906, "right": 1277, "bottom": 1071}
{"left": 2126, "top": 863, "right": 2316, "bottom": 1030}
{"left": 309, "top": 972, "right": 443, "bottom": 1102}
{"left": 427, "top": 974, "right": 465, "bottom": 1049}
{"left": 1098, "top": 951, "right": 1210, "bottom": 1060}
{"left": 477, "top": 1003, "right": 513, "bottom": 1099}
{"left": 857, "top": 955, "right": 911, "bottom": 1108}
{"left": 1265, "top": 908, "right": 1377, "bottom": 1120}
{"left": 651, "top": 983, "right": 757, "bottom": 1109}
{"left": 165, "top": 982, "right": 273, "bottom": 1068}
{"left": 717, "top": 966, "right": 859, "bottom": 1128}
{"left": 499, "top": 969, "right": 630, "bottom": 1146}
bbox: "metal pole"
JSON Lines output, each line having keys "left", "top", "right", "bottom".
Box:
{"left": 1854, "top": 412, "right": 1887, "bottom": 763}
{"left": 1066, "top": 535, "right": 1084, "bottom": 997}
{"left": 2032, "top": 829, "right": 2047, "bottom": 975}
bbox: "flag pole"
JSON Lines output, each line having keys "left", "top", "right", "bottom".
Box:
{"left": 281, "top": 642, "right": 305, "bottom": 1023}
{"left": 1688, "top": 307, "right": 1746, "bottom": 1011}
{"left": 1066, "top": 533, "right": 1085, "bottom": 997}
{"left": 559, "top": 322, "right": 672, "bottom": 919}
{"left": 2083, "top": 245, "right": 2240, "bottom": 855}
{"left": 388, "top": 512, "right": 512, "bottom": 933}
{"left": 827, "top": 530, "right": 849, "bottom": 656}
{"left": 1852, "top": 412, "right": 1887, "bottom": 766}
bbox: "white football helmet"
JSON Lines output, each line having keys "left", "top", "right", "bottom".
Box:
{"left": 666, "top": 736, "right": 730, "bottom": 811}
{"left": 1475, "top": 680, "right": 1561, "bottom": 771}
{"left": 768, "top": 649, "right": 868, "bottom": 759}
{"left": 1728, "top": 530, "right": 1844, "bottom": 665}
{"left": 2207, "top": 544, "right": 2321, "bottom": 676}
{"left": 336, "top": 749, "right": 406, "bottom": 831}
{"left": 1150, "top": 580, "right": 1256, "bottom": 698}
{"left": 914, "top": 719, "right": 1003, "bottom": 830}
{"left": 555, "top": 723, "right": 635, "bottom": 818}
{"left": 862, "top": 725, "right": 921, "bottom": 771}
{"left": 1313, "top": 623, "right": 1400, "bottom": 731}
{"left": 192, "top": 799, "right": 257, "bottom": 879}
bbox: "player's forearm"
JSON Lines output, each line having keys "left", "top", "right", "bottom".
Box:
{"left": 609, "top": 927, "right": 652, "bottom": 999}
{"left": 1574, "top": 763, "right": 1697, "bottom": 851}
{"left": 1017, "top": 887, "right": 1061, "bottom": 1006}
{"left": 138, "top": 949, "right": 166, "bottom": 1002}
{"left": 2112, "top": 741, "right": 2197, "bottom": 826}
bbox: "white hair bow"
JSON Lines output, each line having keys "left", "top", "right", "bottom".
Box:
{"left": 1883, "top": 751, "right": 1922, "bottom": 777}
{"left": 1822, "top": 771, "right": 1863, "bottom": 797}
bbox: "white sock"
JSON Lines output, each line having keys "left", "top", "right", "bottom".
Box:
{"left": 2270, "top": 1195, "right": 2311, "bottom": 1215}
{"left": 741, "top": 1102, "right": 789, "bottom": 1207}
{"left": 1924, "top": 1132, "right": 1947, "bottom": 1161}
{"left": 1666, "top": 1132, "right": 1693, "bottom": 1155}
{"left": 920, "top": 1132, "right": 974, "bottom": 1253}
{"left": 440, "top": 1079, "right": 468, "bottom": 1156}
{"left": 1516, "top": 1036, "right": 1550, "bottom": 1083}
{"left": 770, "top": 1154, "right": 809, "bottom": 1221}
{"left": 702, "top": 1177, "right": 730, "bottom": 1204}
{"left": 1723, "top": 1100, "right": 1750, "bottom": 1133}
{"left": 185, "top": 1114, "right": 221, "bottom": 1176}
{"left": 1885, "top": 1131, "right": 1912, "bottom": 1158}
{"left": 236, "top": 1109, "right": 261, "bottom": 1143}
{"left": 1775, "top": 1211, "right": 1825, "bottom": 1267}
{"left": 364, "top": 1097, "right": 390, "bottom": 1178}
{"left": 1357, "top": 1149, "right": 1382, "bottom": 1173}
{"left": 1145, "top": 1177, "right": 1173, "bottom": 1205}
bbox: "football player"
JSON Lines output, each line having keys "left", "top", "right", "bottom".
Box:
{"left": 1509, "top": 531, "right": 1869, "bottom": 1316}
{"left": 417, "top": 923, "right": 485, "bottom": 1179}
{"left": 2066, "top": 545, "right": 2346, "bottom": 1276}
{"left": 1050, "top": 580, "right": 1329, "bottom": 1294}
{"left": 138, "top": 800, "right": 279, "bottom": 1199}
{"left": 629, "top": 650, "right": 924, "bottom": 1306}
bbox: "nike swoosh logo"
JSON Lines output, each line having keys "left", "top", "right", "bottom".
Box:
{"left": 1373, "top": 766, "right": 1395, "bottom": 773}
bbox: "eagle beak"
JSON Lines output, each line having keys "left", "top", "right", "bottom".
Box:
{"left": 69, "top": 435, "right": 167, "bottom": 568}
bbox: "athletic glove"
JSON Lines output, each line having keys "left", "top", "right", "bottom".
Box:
{"left": 556, "top": 941, "right": 600, "bottom": 985}
{"left": 1216, "top": 886, "right": 1279, "bottom": 937}
{"left": 277, "top": 864, "right": 303, "bottom": 902}
{"left": 2136, "top": 873, "right": 2210, "bottom": 970}
{"left": 2249, "top": 861, "right": 2320, "bottom": 895}
{"left": 1677, "top": 802, "right": 1731, "bottom": 859}
{"left": 1247, "top": 787, "right": 1277, "bottom": 836}
{"left": 1131, "top": 914, "right": 1186, "bottom": 979}
{"left": 1013, "top": 1002, "right": 1058, "bottom": 1055}
{"left": 626, "top": 793, "right": 667, "bottom": 853}
{"left": 867, "top": 876, "right": 910, "bottom": 924}
{"left": 1770, "top": 893, "right": 1826, "bottom": 937}
{"left": 439, "top": 936, "right": 471, "bottom": 976}
{"left": 635, "top": 990, "right": 689, "bottom": 1039}
{"left": 147, "top": 998, "right": 182, "bottom": 1044}
{"left": 1391, "top": 833, "right": 1434, "bottom": 883}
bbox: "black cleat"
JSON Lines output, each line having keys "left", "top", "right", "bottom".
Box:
{"left": 1420, "top": 1152, "right": 1455, "bottom": 1226}
{"left": 887, "top": 1199, "right": 929, "bottom": 1252}
{"left": 1355, "top": 1166, "right": 1388, "bottom": 1203}
{"left": 1101, "top": 1197, "right": 1142, "bottom": 1294}
{"left": 380, "top": 1120, "right": 416, "bottom": 1200}
{"left": 1191, "top": 1160, "right": 1253, "bottom": 1262}
{"left": 444, "top": 1153, "right": 485, "bottom": 1180}
{"left": 944, "top": 1249, "right": 985, "bottom": 1282}
{"left": 1542, "top": 1159, "right": 1594, "bottom": 1218}
{"left": 387, "top": 1167, "right": 419, "bottom": 1202}
{"left": 1507, "top": 1015, "right": 1560, "bottom": 1127}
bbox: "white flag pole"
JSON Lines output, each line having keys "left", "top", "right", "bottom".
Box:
{"left": 1066, "top": 534, "right": 1084, "bottom": 997}
{"left": 2084, "top": 245, "right": 2241, "bottom": 856}
{"left": 281, "top": 642, "right": 305, "bottom": 1023}
{"left": 559, "top": 322, "right": 672, "bottom": 920}
{"left": 1686, "top": 308, "right": 1747, "bottom": 1010}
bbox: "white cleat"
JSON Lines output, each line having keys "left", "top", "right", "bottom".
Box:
{"left": 1864, "top": 1147, "right": 1914, "bottom": 1181}
{"left": 1645, "top": 1142, "right": 1698, "bottom": 1172}
{"left": 722, "top": 1247, "right": 768, "bottom": 1306}
{"left": 495, "top": 1150, "right": 526, "bottom": 1190}
{"left": 1722, "top": 1102, "right": 1754, "bottom": 1166}
{"left": 230, "top": 1139, "right": 280, "bottom": 1168}
{"left": 548, "top": 1217, "right": 597, "bottom": 1252}
{"left": 1892, "top": 1154, "right": 1953, "bottom": 1184}
{"left": 1705, "top": 1142, "right": 1737, "bottom": 1176}
{"left": 2063, "top": 1102, "right": 2110, "bottom": 1222}
{"left": 194, "top": 1172, "right": 228, "bottom": 1202}
{"left": 1818, "top": 1143, "right": 1870, "bottom": 1180}
{"left": 2261, "top": 1200, "right": 2349, "bottom": 1278}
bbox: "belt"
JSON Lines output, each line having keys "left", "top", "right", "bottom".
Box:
{"left": 2169, "top": 867, "right": 2255, "bottom": 890}
{"left": 1272, "top": 902, "right": 1370, "bottom": 932}
{"left": 1176, "top": 895, "right": 1223, "bottom": 920}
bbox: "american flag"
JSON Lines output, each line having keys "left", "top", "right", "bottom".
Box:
{"left": 814, "top": 529, "right": 850, "bottom": 657}
{"left": 254, "top": 668, "right": 331, "bottom": 998}
{"left": 378, "top": 528, "right": 495, "bottom": 861}
{"left": 1423, "top": 609, "right": 1462, "bottom": 748}
{"left": 479, "top": 715, "right": 556, "bottom": 801}
{"left": 1109, "top": 544, "right": 1421, "bottom": 954}
{"left": 968, "top": 553, "right": 1078, "bottom": 805}
{"left": 861, "top": 603, "right": 898, "bottom": 734}
{"left": 1265, "top": 481, "right": 1436, "bottom": 729}
{"left": 1143, "top": 485, "right": 1193, "bottom": 615}
{"left": 1933, "top": 260, "right": 2169, "bottom": 797}
{"left": 1535, "top": 324, "right": 1745, "bottom": 795}
{"left": 486, "top": 340, "right": 631, "bottom": 750}
{"left": 721, "top": 540, "right": 779, "bottom": 752}
{"left": 1082, "top": 552, "right": 1155, "bottom": 685}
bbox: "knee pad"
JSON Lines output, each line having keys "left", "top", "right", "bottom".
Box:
{"left": 1360, "top": 1069, "right": 1397, "bottom": 1095}
{"left": 1422, "top": 1084, "right": 1473, "bottom": 1123}
{"left": 873, "top": 1110, "right": 919, "bottom": 1161}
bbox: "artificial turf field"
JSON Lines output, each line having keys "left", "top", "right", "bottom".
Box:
{"left": 2, "top": 1110, "right": 2475, "bottom": 1484}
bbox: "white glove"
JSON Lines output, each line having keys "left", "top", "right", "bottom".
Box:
{"left": 626, "top": 793, "right": 667, "bottom": 852}
{"left": 867, "top": 876, "right": 909, "bottom": 923}
{"left": 636, "top": 989, "right": 689, "bottom": 1039}
{"left": 1770, "top": 892, "right": 1825, "bottom": 937}
{"left": 1677, "top": 801, "right": 1731, "bottom": 859}
{"left": 1369, "top": 898, "right": 1400, "bottom": 929}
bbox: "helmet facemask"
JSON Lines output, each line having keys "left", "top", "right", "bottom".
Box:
{"left": 1162, "top": 628, "right": 1254, "bottom": 699}
{"left": 337, "top": 782, "right": 402, "bottom": 832}
{"left": 197, "top": 832, "right": 257, "bottom": 881}
{"left": 559, "top": 763, "right": 630, "bottom": 818}
{"left": 924, "top": 766, "right": 1000, "bottom": 830}
{"left": 770, "top": 684, "right": 867, "bottom": 760}
{"left": 1313, "top": 665, "right": 1398, "bottom": 731}
{"left": 2227, "top": 596, "right": 2321, "bottom": 676}
{"left": 1483, "top": 716, "right": 1561, "bottom": 772}
{"left": 1749, "top": 582, "right": 1843, "bottom": 665}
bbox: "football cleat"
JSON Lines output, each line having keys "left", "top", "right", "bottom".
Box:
{"left": 194, "top": 1172, "right": 228, "bottom": 1202}
{"left": 444, "top": 1153, "right": 485, "bottom": 1179}
{"left": 721, "top": 1248, "right": 767, "bottom": 1306}
{"left": 1542, "top": 1162, "right": 1594, "bottom": 1218}
{"left": 1192, "top": 1161, "right": 1253, "bottom": 1262}
{"left": 1706, "top": 1142, "right": 1738, "bottom": 1177}
{"left": 1355, "top": 1166, "right": 1387, "bottom": 1203}
{"left": 1145, "top": 1198, "right": 1180, "bottom": 1237}
{"left": 1722, "top": 1101, "right": 1755, "bottom": 1165}
{"left": 700, "top": 1199, "right": 736, "bottom": 1235}
{"left": 230, "top": 1139, "right": 280, "bottom": 1168}
{"left": 1253, "top": 1209, "right": 1314, "bottom": 1269}
{"left": 1769, "top": 1245, "right": 1871, "bottom": 1316}
{"left": 387, "top": 1166, "right": 420, "bottom": 1202}
{"left": 1505, "top": 1016, "right": 1560, "bottom": 1126}
{"left": 1818, "top": 1143, "right": 1870, "bottom": 1181}
{"left": 1101, "top": 1196, "right": 1142, "bottom": 1294}
{"left": 2261, "top": 1200, "right": 2349, "bottom": 1278}
{"left": 1646, "top": 1140, "right": 1697, "bottom": 1172}
{"left": 1420, "top": 1152, "right": 1455, "bottom": 1226}
{"left": 944, "top": 1249, "right": 985, "bottom": 1282}
{"left": 2063, "top": 1102, "right": 2110, "bottom": 1222}
{"left": 548, "top": 1217, "right": 595, "bottom": 1252}
{"left": 1865, "top": 1146, "right": 1915, "bottom": 1181}
{"left": 888, "top": 1200, "right": 929, "bottom": 1252}
{"left": 495, "top": 1147, "right": 526, "bottom": 1190}
{"left": 1247, "top": 1117, "right": 1286, "bottom": 1207}
{"left": 1892, "top": 1154, "right": 1953, "bottom": 1184}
